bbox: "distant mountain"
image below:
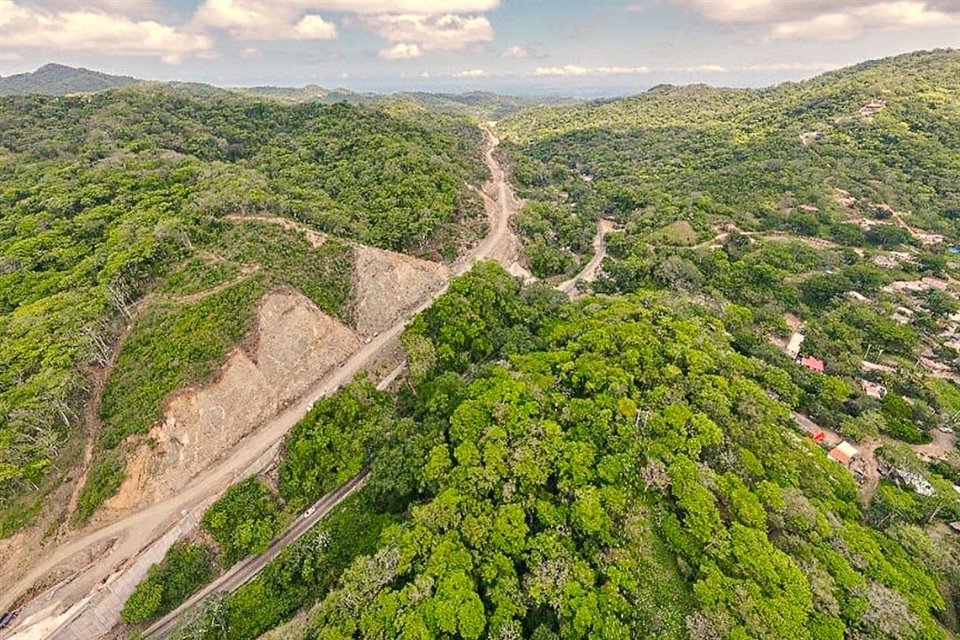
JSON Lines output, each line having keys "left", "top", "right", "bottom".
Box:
{"left": 0, "top": 63, "right": 139, "bottom": 96}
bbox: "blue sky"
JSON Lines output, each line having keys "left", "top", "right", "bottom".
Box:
{"left": 1, "top": 1, "right": 958, "bottom": 95}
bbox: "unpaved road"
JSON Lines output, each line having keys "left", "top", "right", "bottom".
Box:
{"left": 557, "top": 219, "right": 615, "bottom": 298}
{"left": 0, "top": 126, "right": 521, "bottom": 639}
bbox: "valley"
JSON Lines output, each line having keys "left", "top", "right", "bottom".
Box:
{"left": 0, "top": 49, "right": 958, "bottom": 640}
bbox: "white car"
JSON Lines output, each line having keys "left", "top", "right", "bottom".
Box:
{"left": 939, "top": 426, "right": 954, "bottom": 434}
{"left": 302, "top": 505, "right": 317, "bottom": 519}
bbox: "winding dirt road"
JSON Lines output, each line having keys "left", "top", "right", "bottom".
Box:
{"left": 0, "top": 126, "right": 521, "bottom": 640}
{"left": 557, "top": 219, "right": 615, "bottom": 298}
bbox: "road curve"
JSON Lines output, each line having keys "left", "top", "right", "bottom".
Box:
{"left": 144, "top": 473, "right": 369, "bottom": 640}
{"left": 557, "top": 219, "right": 613, "bottom": 298}
{"left": 0, "top": 125, "right": 521, "bottom": 640}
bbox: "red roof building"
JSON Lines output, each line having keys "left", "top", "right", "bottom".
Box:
{"left": 800, "top": 356, "right": 825, "bottom": 373}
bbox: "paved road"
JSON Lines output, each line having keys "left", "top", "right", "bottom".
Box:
{"left": 0, "top": 126, "right": 520, "bottom": 640}
{"left": 143, "top": 473, "right": 369, "bottom": 640}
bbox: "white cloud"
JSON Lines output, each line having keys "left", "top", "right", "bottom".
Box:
{"left": 378, "top": 42, "right": 423, "bottom": 59}
{"left": 255, "top": 0, "right": 499, "bottom": 13}
{"left": 354, "top": 13, "right": 493, "bottom": 51}
{"left": 740, "top": 61, "right": 843, "bottom": 72}
{"left": 193, "top": 0, "right": 338, "bottom": 40}
{"left": 0, "top": 0, "right": 214, "bottom": 63}
{"left": 535, "top": 64, "right": 651, "bottom": 76}
{"left": 501, "top": 44, "right": 528, "bottom": 58}
{"left": 674, "top": 0, "right": 958, "bottom": 40}
{"left": 625, "top": 3, "right": 647, "bottom": 12}
{"left": 672, "top": 64, "right": 728, "bottom": 72}
{"left": 239, "top": 46, "right": 262, "bottom": 59}
{"left": 295, "top": 14, "right": 338, "bottom": 39}
{"left": 454, "top": 68, "right": 486, "bottom": 77}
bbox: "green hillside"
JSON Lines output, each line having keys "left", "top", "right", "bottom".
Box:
{"left": 0, "top": 85, "right": 485, "bottom": 531}
{"left": 0, "top": 63, "right": 140, "bottom": 96}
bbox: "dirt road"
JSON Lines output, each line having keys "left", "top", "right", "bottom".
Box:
{"left": 557, "top": 219, "right": 615, "bottom": 298}
{"left": 0, "top": 126, "right": 522, "bottom": 639}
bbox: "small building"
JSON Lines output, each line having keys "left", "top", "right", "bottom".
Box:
{"left": 800, "top": 355, "right": 825, "bottom": 373}
{"left": 829, "top": 441, "right": 859, "bottom": 465}
{"left": 786, "top": 332, "right": 805, "bottom": 359}
{"left": 861, "top": 379, "right": 887, "bottom": 399}
{"left": 792, "top": 412, "right": 825, "bottom": 442}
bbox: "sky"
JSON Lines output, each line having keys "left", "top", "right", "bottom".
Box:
{"left": 1, "top": 0, "right": 958, "bottom": 96}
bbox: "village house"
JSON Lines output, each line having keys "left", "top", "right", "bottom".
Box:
{"left": 800, "top": 355, "right": 825, "bottom": 373}
{"left": 786, "top": 332, "right": 805, "bottom": 359}
{"left": 829, "top": 441, "right": 859, "bottom": 465}
{"left": 792, "top": 412, "right": 825, "bottom": 443}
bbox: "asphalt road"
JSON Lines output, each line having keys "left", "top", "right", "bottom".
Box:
{"left": 143, "top": 473, "right": 369, "bottom": 640}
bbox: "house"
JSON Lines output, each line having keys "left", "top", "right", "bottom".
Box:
{"left": 800, "top": 355, "right": 825, "bottom": 373}
{"left": 829, "top": 441, "right": 859, "bottom": 465}
{"left": 861, "top": 379, "right": 887, "bottom": 399}
{"left": 786, "top": 332, "right": 805, "bottom": 359}
{"left": 792, "top": 412, "right": 825, "bottom": 442}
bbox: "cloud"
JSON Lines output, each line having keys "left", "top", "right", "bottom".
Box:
{"left": 0, "top": 0, "right": 214, "bottom": 63}
{"left": 625, "top": 3, "right": 647, "bottom": 12}
{"left": 739, "top": 61, "right": 843, "bottom": 72}
{"left": 239, "top": 46, "right": 262, "bottom": 59}
{"left": 453, "top": 68, "right": 486, "bottom": 77}
{"left": 353, "top": 13, "right": 493, "bottom": 51}
{"left": 501, "top": 44, "right": 528, "bottom": 58}
{"left": 256, "top": 0, "right": 500, "bottom": 13}
{"left": 674, "top": 0, "right": 958, "bottom": 40}
{"left": 378, "top": 42, "right": 423, "bottom": 59}
{"left": 535, "top": 64, "right": 651, "bottom": 76}
{"left": 672, "top": 64, "right": 728, "bottom": 72}
{"left": 193, "top": 0, "right": 337, "bottom": 40}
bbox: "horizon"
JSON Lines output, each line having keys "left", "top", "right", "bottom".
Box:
{"left": 1, "top": 1, "right": 958, "bottom": 97}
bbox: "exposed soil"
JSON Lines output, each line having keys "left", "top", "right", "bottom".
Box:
{"left": 100, "top": 290, "right": 362, "bottom": 516}
{"left": 352, "top": 246, "right": 450, "bottom": 336}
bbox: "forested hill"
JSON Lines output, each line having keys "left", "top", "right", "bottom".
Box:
{"left": 0, "top": 85, "right": 486, "bottom": 531}
{"left": 497, "top": 49, "right": 960, "bottom": 280}
{"left": 0, "top": 63, "right": 139, "bottom": 96}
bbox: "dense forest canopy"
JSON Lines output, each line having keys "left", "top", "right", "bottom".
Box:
{"left": 164, "top": 264, "right": 959, "bottom": 640}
